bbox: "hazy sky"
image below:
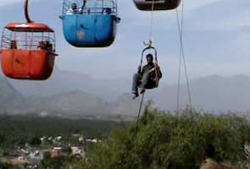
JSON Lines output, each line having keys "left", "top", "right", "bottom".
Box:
{"left": 0, "top": 0, "right": 249, "bottom": 84}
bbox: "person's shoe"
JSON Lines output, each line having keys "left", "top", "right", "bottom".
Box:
{"left": 132, "top": 92, "right": 139, "bottom": 99}
{"left": 140, "top": 88, "right": 145, "bottom": 94}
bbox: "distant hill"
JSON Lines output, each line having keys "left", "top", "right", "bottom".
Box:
{"left": 29, "top": 90, "right": 114, "bottom": 116}
{"left": 8, "top": 68, "right": 130, "bottom": 102}
{"left": 0, "top": 77, "right": 27, "bottom": 113}
{"left": 152, "top": 74, "right": 250, "bottom": 112}
{"left": 111, "top": 93, "right": 142, "bottom": 120}
{"left": 2, "top": 70, "right": 250, "bottom": 117}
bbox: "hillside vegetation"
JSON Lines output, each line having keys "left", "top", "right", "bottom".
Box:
{"left": 76, "top": 106, "right": 250, "bottom": 169}
{"left": 0, "top": 114, "right": 123, "bottom": 152}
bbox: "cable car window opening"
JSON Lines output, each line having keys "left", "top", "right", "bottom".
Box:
{"left": 63, "top": 0, "right": 117, "bottom": 16}
{"left": 1, "top": 30, "right": 55, "bottom": 53}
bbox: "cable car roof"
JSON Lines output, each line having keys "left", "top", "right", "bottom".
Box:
{"left": 5, "top": 23, "right": 54, "bottom": 33}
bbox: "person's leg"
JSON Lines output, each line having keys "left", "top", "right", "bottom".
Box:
{"left": 140, "top": 73, "right": 150, "bottom": 94}
{"left": 146, "top": 80, "right": 157, "bottom": 89}
{"left": 141, "top": 73, "right": 150, "bottom": 88}
{"left": 132, "top": 73, "right": 141, "bottom": 97}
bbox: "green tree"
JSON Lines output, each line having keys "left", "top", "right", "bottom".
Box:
{"left": 77, "top": 108, "right": 250, "bottom": 169}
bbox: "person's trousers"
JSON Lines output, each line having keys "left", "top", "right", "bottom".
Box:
{"left": 132, "top": 73, "right": 149, "bottom": 94}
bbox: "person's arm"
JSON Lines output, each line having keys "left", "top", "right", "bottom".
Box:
{"left": 140, "top": 65, "right": 147, "bottom": 75}
{"left": 156, "top": 65, "right": 162, "bottom": 79}
{"left": 78, "top": 8, "right": 83, "bottom": 14}
{"left": 137, "top": 66, "right": 142, "bottom": 74}
{"left": 66, "top": 9, "right": 73, "bottom": 15}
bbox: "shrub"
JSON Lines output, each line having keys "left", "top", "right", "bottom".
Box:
{"left": 77, "top": 107, "right": 250, "bottom": 169}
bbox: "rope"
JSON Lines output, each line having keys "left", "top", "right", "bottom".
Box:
{"left": 176, "top": 0, "right": 184, "bottom": 112}
{"left": 135, "top": 0, "right": 155, "bottom": 130}
{"left": 135, "top": 92, "right": 145, "bottom": 129}
{"left": 149, "top": 0, "right": 155, "bottom": 42}
{"left": 176, "top": 40, "right": 182, "bottom": 112}
{"left": 175, "top": 0, "right": 193, "bottom": 111}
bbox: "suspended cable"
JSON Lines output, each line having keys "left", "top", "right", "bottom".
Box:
{"left": 136, "top": 0, "right": 156, "bottom": 128}
{"left": 175, "top": 0, "right": 193, "bottom": 111}
{"left": 135, "top": 93, "right": 145, "bottom": 129}
{"left": 149, "top": 0, "right": 155, "bottom": 42}
{"left": 176, "top": 0, "right": 184, "bottom": 112}
{"left": 176, "top": 38, "right": 182, "bottom": 112}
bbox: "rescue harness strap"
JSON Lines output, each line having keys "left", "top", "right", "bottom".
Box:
{"left": 136, "top": 44, "right": 159, "bottom": 129}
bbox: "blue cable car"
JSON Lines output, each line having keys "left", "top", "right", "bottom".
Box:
{"left": 61, "top": 0, "right": 120, "bottom": 47}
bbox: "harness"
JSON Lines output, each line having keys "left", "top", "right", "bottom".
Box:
{"left": 139, "top": 41, "right": 161, "bottom": 87}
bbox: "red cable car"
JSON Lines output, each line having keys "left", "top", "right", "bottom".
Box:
{"left": 0, "top": 0, "right": 57, "bottom": 80}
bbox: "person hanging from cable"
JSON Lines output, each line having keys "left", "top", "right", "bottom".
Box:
{"left": 132, "top": 53, "right": 162, "bottom": 99}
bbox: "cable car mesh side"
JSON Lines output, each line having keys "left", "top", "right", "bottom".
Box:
{"left": 63, "top": 0, "right": 118, "bottom": 16}
{"left": 1, "top": 29, "right": 56, "bottom": 51}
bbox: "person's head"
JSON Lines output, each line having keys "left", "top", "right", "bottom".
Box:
{"left": 205, "top": 144, "right": 215, "bottom": 159}
{"left": 10, "top": 40, "right": 17, "bottom": 49}
{"left": 39, "top": 41, "right": 44, "bottom": 45}
{"left": 71, "top": 3, "right": 77, "bottom": 10}
{"left": 146, "top": 53, "right": 154, "bottom": 63}
{"left": 106, "top": 8, "right": 112, "bottom": 15}
{"left": 39, "top": 41, "right": 46, "bottom": 50}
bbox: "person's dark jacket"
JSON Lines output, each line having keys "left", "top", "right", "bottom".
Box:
{"left": 139, "top": 62, "right": 162, "bottom": 80}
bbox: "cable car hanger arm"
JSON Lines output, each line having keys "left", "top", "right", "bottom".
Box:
{"left": 25, "top": 0, "right": 33, "bottom": 23}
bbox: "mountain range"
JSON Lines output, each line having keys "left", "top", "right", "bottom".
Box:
{"left": 1, "top": 69, "right": 250, "bottom": 120}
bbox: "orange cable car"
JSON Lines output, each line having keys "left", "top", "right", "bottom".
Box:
{"left": 0, "top": 0, "right": 57, "bottom": 80}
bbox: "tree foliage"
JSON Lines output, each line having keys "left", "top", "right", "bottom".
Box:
{"left": 0, "top": 114, "right": 122, "bottom": 151}
{"left": 78, "top": 108, "right": 250, "bottom": 169}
